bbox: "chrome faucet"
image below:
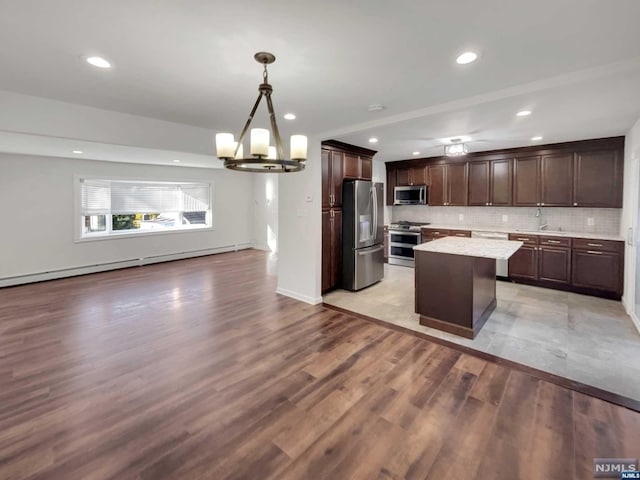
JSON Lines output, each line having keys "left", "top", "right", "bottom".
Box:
{"left": 535, "top": 208, "right": 548, "bottom": 230}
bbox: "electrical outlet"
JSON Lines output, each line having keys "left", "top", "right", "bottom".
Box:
{"left": 587, "top": 217, "right": 595, "bottom": 226}
{"left": 502, "top": 215, "right": 508, "bottom": 223}
{"left": 458, "top": 214, "right": 464, "bottom": 221}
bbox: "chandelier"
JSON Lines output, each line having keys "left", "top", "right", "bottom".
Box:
{"left": 215, "top": 52, "right": 307, "bottom": 173}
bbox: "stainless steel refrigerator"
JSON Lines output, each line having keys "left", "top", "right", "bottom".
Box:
{"left": 342, "top": 180, "right": 384, "bottom": 291}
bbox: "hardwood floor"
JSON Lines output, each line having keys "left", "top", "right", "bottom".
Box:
{"left": 1, "top": 249, "right": 639, "bottom": 479}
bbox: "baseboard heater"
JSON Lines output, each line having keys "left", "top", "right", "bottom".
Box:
{"left": 0, "top": 242, "right": 253, "bottom": 288}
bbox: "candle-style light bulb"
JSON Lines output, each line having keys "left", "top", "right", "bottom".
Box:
{"left": 251, "top": 128, "right": 270, "bottom": 156}
{"left": 215, "top": 133, "right": 235, "bottom": 159}
{"left": 290, "top": 135, "right": 308, "bottom": 160}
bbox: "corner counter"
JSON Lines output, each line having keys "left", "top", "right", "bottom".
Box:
{"left": 414, "top": 237, "right": 522, "bottom": 339}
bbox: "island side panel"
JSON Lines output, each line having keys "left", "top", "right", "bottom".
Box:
{"left": 472, "top": 256, "right": 498, "bottom": 336}
{"left": 415, "top": 250, "right": 474, "bottom": 337}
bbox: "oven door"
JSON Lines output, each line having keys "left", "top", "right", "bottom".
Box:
{"left": 388, "top": 230, "right": 420, "bottom": 266}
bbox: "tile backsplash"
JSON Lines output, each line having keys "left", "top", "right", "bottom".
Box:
{"left": 392, "top": 206, "right": 621, "bottom": 235}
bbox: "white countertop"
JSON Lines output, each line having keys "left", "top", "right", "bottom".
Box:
{"left": 394, "top": 223, "right": 623, "bottom": 241}
{"left": 414, "top": 237, "right": 523, "bottom": 260}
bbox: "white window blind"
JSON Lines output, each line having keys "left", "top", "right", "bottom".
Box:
{"left": 80, "top": 180, "right": 211, "bottom": 215}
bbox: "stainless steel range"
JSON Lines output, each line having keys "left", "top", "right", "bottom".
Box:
{"left": 388, "top": 221, "right": 430, "bottom": 267}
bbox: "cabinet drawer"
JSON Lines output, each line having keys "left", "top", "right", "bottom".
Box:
{"left": 449, "top": 230, "right": 471, "bottom": 238}
{"left": 539, "top": 236, "right": 571, "bottom": 247}
{"left": 572, "top": 238, "right": 623, "bottom": 253}
{"left": 508, "top": 233, "right": 539, "bottom": 245}
{"left": 421, "top": 228, "right": 450, "bottom": 237}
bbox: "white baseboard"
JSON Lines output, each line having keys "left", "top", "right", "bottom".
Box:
{"left": 0, "top": 243, "right": 253, "bottom": 288}
{"left": 630, "top": 311, "right": 640, "bottom": 336}
{"left": 275, "top": 287, "right": 323, "bottom": 305}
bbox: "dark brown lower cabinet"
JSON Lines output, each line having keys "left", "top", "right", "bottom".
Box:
{"left": 538, "top": 246, "right": 571, "bottom": 284}
{"left": 508, "top": 233, "right": 623, "bottom": 298}
{"left": 508, "top": 246, "right": 538, "bottom": 280}
{"left": 322, "top": 208, "right": 342, "bottom": 293}
{"left": 572, "top": 249, "right": 621, "bottom": 294}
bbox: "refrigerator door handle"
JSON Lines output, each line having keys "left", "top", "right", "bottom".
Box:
{"left": 371, "top": 186, "right": 376, "bottom": 239}
{"left": 357, "top": 245, "right": 385, "bottom": 255}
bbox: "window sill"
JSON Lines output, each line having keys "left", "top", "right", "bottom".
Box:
{"left": 75, "top": 225, "right": 214, "bottom": 243}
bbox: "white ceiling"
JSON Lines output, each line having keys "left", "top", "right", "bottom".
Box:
{"left": 1, "top": 0, "right": 640, "bottom": 164}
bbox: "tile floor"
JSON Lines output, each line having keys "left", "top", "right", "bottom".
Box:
{"left": 323, "top": 264, "right": 640, "bottom": 401}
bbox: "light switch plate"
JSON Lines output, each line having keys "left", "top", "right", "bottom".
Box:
{"left": 587, "top": 217, "right": 595, "bottom": 226}
{"left": 502, "top": 215, "right": 508, "bottom": 223}
{"left": 458, "top": 214, "right": 464, "bottom": 221}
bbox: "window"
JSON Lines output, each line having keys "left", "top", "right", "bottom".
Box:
{"left": 79, "top": 178, "right": 212, "bottom": 239}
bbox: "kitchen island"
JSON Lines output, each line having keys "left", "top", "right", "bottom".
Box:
{"left": 414, "top": 237, "right": 522, "bottom": 339}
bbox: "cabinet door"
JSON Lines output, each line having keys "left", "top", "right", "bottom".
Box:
{"left": 468, "top": 161, "right": 490, "bottom": 206}
{"left": 330, "top": 209, "right": 343, "bottom": 289}
{"left": 361, "top": 157, "right": 372, "bottom": 180}
{"left": 322, "top": 149, "right": 332, "bottom": 209}
{"left": 446, "top": 163, "right": 468, "bottom": 206}
{"left": 396, "top": 168, "right": 410, "bottom": 186}
{"left": 409, "top": 166, "right": 427, "bottom": 186}
{"left": 321, "top": 210, "right": 332, "bottom": 292}
{"left": 572, "top": 250, "right": 621, "bottom": 293}
{"left": 427, "top": 165, "right": 446, "bottom": 206}
{"left": 343, "top": 153, "right": 360, "bottom": 179}
{"left": 574, "top": 150, "right": 623, "bottom": 207}
{"left": 540, "top": 153, "right": 573, "bottom": 206}
{"left": 509, "top": 246, "right": 538, "bottom": 280}
{"left": 513, "top": 156, "right": 540, "bottom": 206}
{"left": 386, "top": 169, "right": 396, "bottom": 206}
{"left": 331, "top": 151, "right": 344, "bottom": 207}
{"left": 538, "top": 247, "right": 570, "bottom": 284}
{"left": 491, "top": 159, "right": 512, "bottom": 206}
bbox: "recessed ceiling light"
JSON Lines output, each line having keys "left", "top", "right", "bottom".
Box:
{"left": 72, "top": 150, "right": 83, "bottom": 154}
{"left": 516, "top": 110, "right": 532, "bottom": 117}
{"left": 456, "top": 51, "right": 478, "bottom": 65}
{"left": 367, "top": 104, "right": 385, "bottom": 112}
{"left": 368, "top": 137, "right": 378, "bottom": 143}
{"left": 283, "top": 113, "right": 296, "bottom": 120}
{"left": 86, "top": 56, "right": 111, "bottom": 69}
{"left": 173, "top": 159, "right": 181, "bottom": 163}
{"left": 413, "top": 151, "right": 420, "bottom": 156}
{"left": 531, "top": 136, "right": 543, "bottom": 141}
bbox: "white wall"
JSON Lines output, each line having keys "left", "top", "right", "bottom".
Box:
{"left": 372, "top": 160, "right": 390, "bottom": 225}
{"left": 276, "top": 137, "right": 322, "bottom": 304}
{"left": 253, "top": 175, "right": 278, "bottom": 252}
{"left": 0, "top": 90, "right": 215, "bottom": 155}
{"left": 621, "top": 116, "right": 640, "bottom": 328}
{"left": 0, "top": 153, "right": 254, "bottom": 281}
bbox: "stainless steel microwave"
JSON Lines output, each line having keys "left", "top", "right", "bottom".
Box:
{"left": 394, "top": 185, "right": 427, "bottom": 205}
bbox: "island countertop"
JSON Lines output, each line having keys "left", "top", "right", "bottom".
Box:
{"left": 414, "top": 236, "right": 523, "bottom": 260}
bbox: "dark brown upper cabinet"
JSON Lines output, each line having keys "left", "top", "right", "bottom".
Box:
{"left": 427, "top": 163, "right": 467, "bottom": 206}
{"left": 361, "top": 157, "right": 372, "bottom": 180}
{"left": 321, "top": 149, "right": 344, "bottom": 208}
{"left": 468, "top": 159, "right": 512, "bottom": 206}
{"left": 513, "top": 156, "right": 541, "bottom": 206}
{"left": 446, "top": 163, "right": 468, "bottom": 206}
{"left": 343, "top": 153, "right": 361, "bottom": 179}
{"left": 396, "top": 166, "right": 427, "bottom": 186}
{"left": 540, "top": 153, "right": 573, "bottom": 206}
{"left": 427, "top": 165, "right": 446, "bottom": 206}
{"left": 386, "top": 136, "right": 623, "bottom": 210}
{"left": 574, "top": 150, "right": 623, "bottom": 207}
{"left": 491, "top": 159, "right": 512, "bottom": 206}
{"left": 514, "top": 154, "right": 573, "bottom": 207}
